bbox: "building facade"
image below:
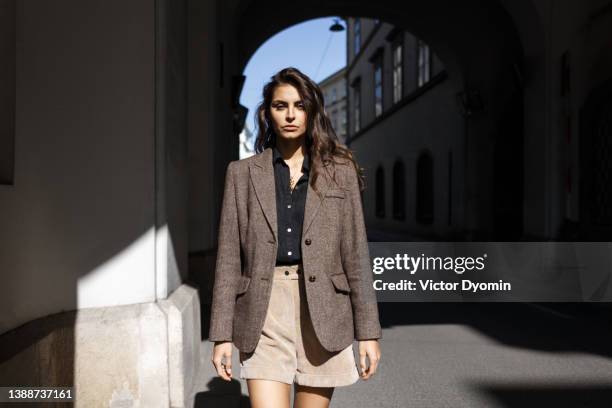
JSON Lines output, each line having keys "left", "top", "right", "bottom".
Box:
{"left": 345, "top": 17, "right": 458, "bottom": 240}
{"left": 318, "top": 67, "right": 348, "bottom": 144}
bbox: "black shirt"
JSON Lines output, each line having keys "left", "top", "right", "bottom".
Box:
{"left": 272, "top": 145, "right": 310, "bottom": 265}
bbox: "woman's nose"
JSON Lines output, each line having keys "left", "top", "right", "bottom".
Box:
{"left": 286, "top": 107, "right": 295, "bottom": 119}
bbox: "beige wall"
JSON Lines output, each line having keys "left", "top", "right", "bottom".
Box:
{"left": 0, "top": 0, "right": 156, "bottom": 334}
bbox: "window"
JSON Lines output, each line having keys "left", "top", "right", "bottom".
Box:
{"left": 354, "top": 19, "right": 361, "bottom": 56}
{"left": 340, "top": 107, "right": 347, "bottom": 136}
{"left": 373, "top": 55, "right": 383, "bottom": 117}
{"left": 331, "top": 109, "right": 338, "bottom": 132}
{"left": 392, "top": 159, "right": 405, "bottom": 220}
{"left": 392, "top": 41, "right": 403, "bottom": 104}
{"left": 332, "top": 88, "right": 337, "bottom": 103}
{"left": 352, "top": 79, "right": 361, "bottom": 133}
{"left": 416, "top": 151, "right": 434, "bottom": 224}
{"left": 417, "top": 39, "right": 431, "bottom": 87}
{"left": 376, "top": 165, "right": 385, "bottom": 218}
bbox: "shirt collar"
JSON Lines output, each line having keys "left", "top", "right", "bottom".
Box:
{"left": 272, "top": 145, "right": 310, "bottom": 173}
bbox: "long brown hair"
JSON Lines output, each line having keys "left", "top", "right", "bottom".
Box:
{"left": 253, "top": 67, "right": 366, "bottom": 195}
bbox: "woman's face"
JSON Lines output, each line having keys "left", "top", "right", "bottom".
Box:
{"left": 269, "top": 84, "right": 307, "bottom": 141}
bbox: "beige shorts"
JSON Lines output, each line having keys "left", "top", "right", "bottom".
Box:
{"left": 239, "top": 263, "right": 360, "bottom": 387}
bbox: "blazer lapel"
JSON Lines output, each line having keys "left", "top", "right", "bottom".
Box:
{"left": 249, "top": 146, "right": 331, "bottom": 243}
{"left": 249, "top": 147, "right": 278, "bottom": 242}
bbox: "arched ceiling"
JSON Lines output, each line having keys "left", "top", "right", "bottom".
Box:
{"left": 234, "top": 0, "right": 535, "bottom": 86}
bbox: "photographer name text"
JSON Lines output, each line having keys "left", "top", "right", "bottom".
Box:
{"left": 371, "top": 253, "right": 512, "bottom": 293}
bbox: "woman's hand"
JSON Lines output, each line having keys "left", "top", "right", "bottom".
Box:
{"left": 211, "top": 341, "right": 233, "bottom": 381}
{"left": 358, "top": 339, "right": 381, "bottom": 380}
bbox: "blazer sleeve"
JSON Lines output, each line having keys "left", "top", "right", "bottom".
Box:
{"left": 340, "top": 164, "right": 383, "bottom": 341}
{"left": 208, "top": 161, "right": 241, "bottom": 342}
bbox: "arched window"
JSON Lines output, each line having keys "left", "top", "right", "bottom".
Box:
{"left": 416, "top": 152, "right": 433, "bottom": 224}
{"left": 375, "top": 165, "right": 385, "bottom": 218}
{"left": 392, "top": 159, "right": 405, "bottom": 220}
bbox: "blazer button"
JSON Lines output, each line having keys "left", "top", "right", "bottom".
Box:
{"left": 308, "top": 275, "right": 316, "bottom": 282}
{"left": 305, "top": 238, "right": 311, "bottom": 245}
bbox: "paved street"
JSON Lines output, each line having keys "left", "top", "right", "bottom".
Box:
{"left": 194, "top": 303, "right": 612, "bottom": 407}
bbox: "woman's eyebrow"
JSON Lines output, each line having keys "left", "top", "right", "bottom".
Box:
{"left": 271, "top": 99, "right": 302, "bottom": 104}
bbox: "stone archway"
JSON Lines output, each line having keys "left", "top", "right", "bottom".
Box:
{"left": 233, "top": 0, "right": 531, "bottom": 239}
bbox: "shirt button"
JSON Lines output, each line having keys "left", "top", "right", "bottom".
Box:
{"left": 285, "top": 270, "right": 289, "bottom": 276}
{"left": 305, "top": 239, "right": 311, "bottom": 245}
{"left": 287, "top": 227, "right": 292, "bottom": 232}
{"left": 287, "top": 251, "right": 292, "bottom": 256}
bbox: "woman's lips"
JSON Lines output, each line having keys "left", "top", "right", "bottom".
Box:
{"left": 283, "top": 126, "right": 299, "bottom": 131}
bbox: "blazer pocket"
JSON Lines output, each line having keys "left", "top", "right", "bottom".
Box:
{"left": 325, "top": 189, "right": 345, "bottom": 199}
{"left": 235, "top": 275, "right": 251, "bottom": 295}
{"left": 329, "top": 273, "right": 351, "bottom": 293}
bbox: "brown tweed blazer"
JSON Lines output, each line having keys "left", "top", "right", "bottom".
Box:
{"left": 208, "top": 146, "right": 382, "bottom": 354}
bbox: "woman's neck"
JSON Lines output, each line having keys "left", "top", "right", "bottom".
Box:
{"left": 276, "top": 138, "right": 307, "bottom": 163}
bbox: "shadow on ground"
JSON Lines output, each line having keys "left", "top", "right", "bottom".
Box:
{"left": 194, "top": 377, "right": 250, "bottom": 408}
{"left": 377, "top": 302, "right": 612, "bottom": 358}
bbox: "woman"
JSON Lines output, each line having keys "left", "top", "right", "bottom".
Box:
{"left": 209, "top": 67, "right": 382, "bottom": 408}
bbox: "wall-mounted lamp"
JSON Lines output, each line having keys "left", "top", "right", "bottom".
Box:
{"left": 329, "top": 18, "right": 345, "bottom": 32}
